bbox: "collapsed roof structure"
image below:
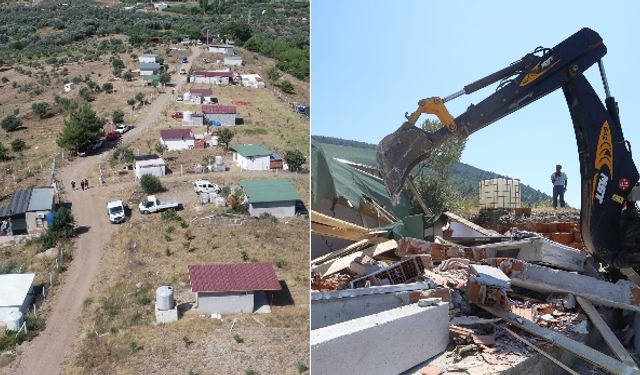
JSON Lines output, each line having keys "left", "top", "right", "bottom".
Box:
{"left": 310, "top": 138, "right": 640, "bottom": 375}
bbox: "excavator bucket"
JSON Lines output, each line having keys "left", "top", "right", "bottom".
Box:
{"left": 377, "top": 122, "right": 452, "bottom": 204}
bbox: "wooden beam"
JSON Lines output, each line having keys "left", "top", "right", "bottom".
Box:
{"left": 311, "top": 210, "right": 369, "bottom": 232}
{"left": 443, "top": 211, "right": 499, "bottom": 237}
{"left": 505, "top": 327, "right": 580, "bottom": 375}
{"left": 406, "top": 176, "right": 432, "bottom": 215}
{"left": 311, "top": 239, "right": 370, "bottom": 265}
{"left": 477, "top": 304, "right": 640, "bottom": 375}
{"left": 576, "top": 296, "right": 638, "bottom": 368}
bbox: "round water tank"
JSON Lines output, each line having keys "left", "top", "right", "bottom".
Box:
{"left": 183, "top": 92, "right": 192, "bottom": 102}
{"left": 6, "top": 310, "right": 22, "bottom": 331}
{"left": 183, "top": 111, "right": 193, "bottom": 122}
{"left": 211, "top": 136, "right": 219, "bottom": 146}
{"left": 156, "top": 285, "right": 174, "bottom": 310}
{"left": 214, "top": 155, "right": 223, "bottom": 164}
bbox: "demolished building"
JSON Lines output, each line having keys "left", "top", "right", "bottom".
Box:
{"left": 310, "top": 137, "right": 640, "bottom": 375}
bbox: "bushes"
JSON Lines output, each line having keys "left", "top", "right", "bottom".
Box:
{"left": 280, "top": 80, "right": 294, "bottom": 94}
{"left": 112, "top": 109, "right": 125, "bottom": 124}
{"left": 140, "top": 174, "right": 163, "bottom": 194}
{"left": 1, "top": 114, "right": 22, "bottom": 131}
{"left": 10, "top": 139, "right": 26, "bottom": 152}
{"left": 31, "top": 102, "right": 49, "bottom": 118}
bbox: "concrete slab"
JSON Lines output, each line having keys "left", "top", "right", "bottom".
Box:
{"left": 311, "top": 282, "right": 435, "bottom": 329}
{"left": 311, "top": 302, "right": 448, "bottom": 375}
{"left": 496, "top": 259, "right": 640, "bottom": 312}
{"left": 470, "top": 264, "right": 510, "bottom": 289}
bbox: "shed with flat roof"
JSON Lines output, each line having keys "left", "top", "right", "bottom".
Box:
{"left": 240, "top": 178, "right": 300, "bottom": 217}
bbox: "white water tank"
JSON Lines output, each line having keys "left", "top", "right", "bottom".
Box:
{"left": 183, "top": 111, "right": 193, "bottom": 122}
{"left": 183, "top": 92, "right": 192, "bottom": 102}
{"left": 211, "top": 136, "right": 219, "bottom": 146}
{"left": 156, "top": 285, "right": 175, "bottom": 310}
{"left": 215, "top": 155, "right": 223, "bottom": 165}
{"left": 6, "top": 310, "right": 22, "bottom": 331}
{"left": 215, "top": 196, "right": 226, "bottom": 207}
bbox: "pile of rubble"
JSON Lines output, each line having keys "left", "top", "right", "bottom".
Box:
{"left": 311, "top": 209, "right": 640, "bottom": 375}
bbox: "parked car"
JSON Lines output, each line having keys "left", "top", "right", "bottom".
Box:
{"left": 90, "top": 139, "right": 104, "bottom": 152}
{"left": 115, "top": 124, "right": 131, "bottom": 134}
{"left": 181, "top": 57, "right": 188, "bottom": 63}
{"left": 138, "top": 195, "right": 181, "bottom": 214}
{"left": 295, "top": 200, "right": 308, "bottom": 216}
{"left": 179, "top": 68, "right": 187, "bottom": 75}
{"left": 106, "top": 130, "right": 121, "bottom": 141}
{"left": 171, "top": 111, "right": 183, "bottom": 119}
{"left": 107, "top": 200, "right": 126, "bottom": 223}
{"left": 176, "top": 96, "right": 183, "bottom": 102}
{"left": 193, "top": 180, "right": 220, "bottom": 194}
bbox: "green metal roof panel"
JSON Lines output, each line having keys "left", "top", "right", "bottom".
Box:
{"left": 240, "top": 179, "right": 300, "bottom": 203}
{"left": 311, "top": 139, "right": 412, "bottom": 219}
{"left": 231, "top": 144, "right": 271, "bottom": 157}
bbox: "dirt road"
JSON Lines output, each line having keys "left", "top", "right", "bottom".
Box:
{"left": 6, "top": 47, "right": 202, "bottom": 375}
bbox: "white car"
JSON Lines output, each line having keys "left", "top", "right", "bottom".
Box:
{"left": 193, "top": 180, "right": 220, "bottom": 194}
{"left": 115, "top": 124, "right": 131, "bottom": 134}
{"left": 179, "top": 68, "right": 187, "bottom": 75}
{"left": 107, "top": 200, "right": 126, "bottom": 223}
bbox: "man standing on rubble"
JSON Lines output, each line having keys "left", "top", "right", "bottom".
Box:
{"left": 551, "top": 164, "right": 567, "bottom": 209}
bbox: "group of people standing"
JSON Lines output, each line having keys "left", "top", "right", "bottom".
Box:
{"left": 70, "top": 179, "right": 90, "bottom": 191}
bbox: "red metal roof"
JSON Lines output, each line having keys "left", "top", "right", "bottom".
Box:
{"left": 202, "top": 105, "right": 236, "bottom": 114}
{"left": 160, "top": 128, "right": 194, "bottom": 140}
{"left": 189, "top": 88, "right": 213, "bottom": 96}
{"left": 188, "top": 263, "right": 282, "bottom": 292}
{"left": 193, "top": 71, "right": 233, "bottom": 78}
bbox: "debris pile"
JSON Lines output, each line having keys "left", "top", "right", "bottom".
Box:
{"left": 311, "top": 208, "right": 640, "bottom": 374}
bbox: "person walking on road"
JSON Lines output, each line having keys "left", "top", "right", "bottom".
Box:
{"left": 551, "top": 164, "right": 568, "bottom": 209}
{"left": 71, "top": 181, "right": 76, "bottom": 190}
{"left": 80, "top": 180, "right": 85, "bottom": 191}
{"left": 84, "top": 179, "right": 89, "bottom": 189}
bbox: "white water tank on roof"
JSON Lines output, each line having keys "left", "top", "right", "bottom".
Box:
{"left": 156, "top": 285, "right": 175, "bottom": 310}
{"left": 6, "top": 310, "right": 23, "bottom": 331}
{"left": 183, "top": 111, "right": 192, "bottom": 122}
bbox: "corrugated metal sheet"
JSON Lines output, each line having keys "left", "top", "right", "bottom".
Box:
{"left": 0, "top": 273, "right": 35, "bottom": 307}
{"left": 27, "top": 187, "right": 54, "bottom": 211}
{"left": 188, "top": 263, "right": 281, "bottom": 292}
{"left": 231, "top": 144, "right": 271, "bottom": 157}
{"left": 240, "top": 178, "right": 300, "bottom": 203}
{"left": 0, "top": 188, "right": 32, "bottom": 217}
{"left": 202, "top": 105, "right": 236, "bottom": 114}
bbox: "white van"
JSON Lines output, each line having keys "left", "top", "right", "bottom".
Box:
{"left": 193, "top": 180, "right": 220, "bottom": 194}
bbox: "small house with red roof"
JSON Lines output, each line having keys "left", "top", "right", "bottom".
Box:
{"left": 202, "top": 104, "right": 237, "bottom": 126}
{"left": 159, "top": 128, "right": 195, "bottom": 151}
{"left": 188, "top": 263, "right": 281, "bottom": 314}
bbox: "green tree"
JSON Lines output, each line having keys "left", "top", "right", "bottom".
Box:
{"left": 135, "top": 92, "right": 145, "bottom": 106}
{"left": 1, "top": 114, "right": 22, "bottom": 132}
{"left": 280, "top": 80, "right": 294, "bottom": 94}
{"left": 159, "top": 72, "right": 171, "bottom": 86}
{"left": 266, "top": 67, "right": 281, "bottom": 81}
{"left": 140, "top": 174, "right": 163, "bottom": 194}
{"left": 413, "top": 119, "right": 467, "bottom": 214}
{"left": 112, "top": 110, "right": 125, "bottom": 124}
{"left": 284, "top": 149, "right": 305, "bottom": 172}
{"left": 111, "top": 58, "right": 124, "bottom": 76}
{"left": 110, "top": 145, "right": 135, "bottom": 167}
{"left": 31, "top": 102, "right": 49, "bottom": 119}
{"left": 123, "top": 70, "right": 133, "bottom": 82}
{"left": 154, "top": 142, "right": 168, "bottom": 154}
{"left": 10, "top": 139, "right": 26, "bottom": 152}
{"left": 198, "top": 0, "right": 208, "bottom": 13}
{"left": 127, "top": 98, "right": 136, "bottom": 110}
{"left": 102, "top": 82, "right": 114, "bottom": 93}
{"left": 222, "top": 21, "right": 253, "bottom": 44}
{"left": 56, "top": 104, "right": 105, "bottom": 153}
{"left": 217, "top": 128, "right": 234, "bottom": 150}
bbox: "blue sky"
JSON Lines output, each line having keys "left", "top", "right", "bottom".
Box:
{"left": 311, "top": 0, "right": 640, "bottom": 208}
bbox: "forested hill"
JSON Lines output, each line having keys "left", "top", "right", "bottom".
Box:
{"left": 312, "top": 135, "right": 552, "bottom": 206}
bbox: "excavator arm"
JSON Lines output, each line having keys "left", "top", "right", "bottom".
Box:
{"left": 376, "top": 27, "right": 640, "bottom": 267}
